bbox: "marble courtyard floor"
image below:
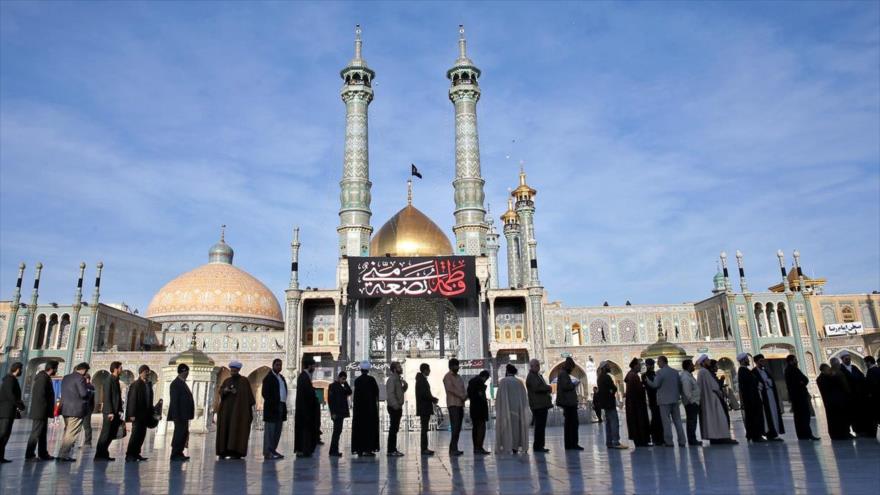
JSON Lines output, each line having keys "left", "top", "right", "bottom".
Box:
{"left": 1, "top": 411, "right": 878, "bottom": 494}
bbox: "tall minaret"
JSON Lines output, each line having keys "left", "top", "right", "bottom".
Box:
{"left": 513, "top": 166, "right": 539, "bottom": 287}
{"left": 285, "top": 227, "right": 304, "bottom": 380}
{"left": 448, "top": 25, "right": 488, "bottom": 255}
{"left": 338, "top": 24, "right": 374, "bottom": 258}
{"left": 1, "top": 263, "right": 26, "bottom": 375}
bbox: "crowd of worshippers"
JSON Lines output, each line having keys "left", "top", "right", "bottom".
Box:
{"left": 1, "top": 352, "right": 878, "bottom": 464}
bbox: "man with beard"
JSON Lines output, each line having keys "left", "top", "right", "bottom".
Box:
{"left": 25, "top": 360, "right": 57, "bottom": 461}
{"left": 415, "top": 363, "right": 439, "bottom": 456}
{"left": 351, "top": 360, "right": 379, "bottom": 457}
{"left": 94, "top": 361, "right": 123, "bottom": 461}
{"left": 125, "top": 365, "right": 154, "bottom": 462}
{"left": 624, "top": 358, "right": 651, "bottom": 447}
{"left": 263, "top": 358, "right": 288, "bottom": 460}
{"left": 642, "top": 358, "right": 664, "bottom": 446}
{"left": 838, "top": 351, "right": 873, "bottom": 437}
{"left": 753, "top": 354, "right": 784, "bottom": 441}
{"left": 696, "top": 355, "right": 737, "bottom": 445}
{"left": 327, "top": 371, "right": 352, "bottom": 457}
{"left": 736, "top": 353, "right": 766, "bottom": 443}
{"left": 216, "top": 361, "right": 256, "bottom": 460}
{"left": 783, "top": 355, "right": 819, "bottom": 440}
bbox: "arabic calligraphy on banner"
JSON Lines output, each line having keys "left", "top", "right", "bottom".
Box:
{"left": 348, "top": 256, "right": 476, "bottom": 299}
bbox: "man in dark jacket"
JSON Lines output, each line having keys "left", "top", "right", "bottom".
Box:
{"left": 468, "top": 370, "right": 491, "bottom": 455}
{"left": 57, "top": 362, "right": 91, "bottom": 461}
{"left": 327, "top": 371, "right": 352, "bottom": 457}
{"left": 597, "top": 361, "right": 627, "bottom": 449}
{"left": 783, "top": 355, "right": 818, "bottom": 440}
{"left": 839, "top": 351, "right": 873, "bottom": 437}
{"left": 81, "top": 372, "right": 95, "bottom": 447}
{"left": 168, "top": 363, "right": 194, "bottom": 461}
{"left": 642, "top": 358, "right": 664, "bottom": 446}
{"left": 736, "top": 354, "right": 766, "bottom": 442}
{"left": 95, "top": 361, "right": 124, "bottom": 461}
{"left": 526, "top": 359, "right": 552, "bottom": 453}
{"left": 556, "top": 357, "right": 581, "bottom": 450}
{"left": 25, "top": 360, "right": 58, "bottom": 461}
{"left": 262, "top": 359, "right": 288, "bottom": 460}
{"left": 415, "top": 363, "right": 439, "bottom": 456}
{"left": 865, "top": 356, "right": 880, "bottom": 436}
{"left": 0, "top": 362, "right": 25, "bottom": 463}
{"left": 125, "top": 365, "right": 153, "bottom": 462}
{"left": 294, "top": 357, "right": 317, "bottom": 458}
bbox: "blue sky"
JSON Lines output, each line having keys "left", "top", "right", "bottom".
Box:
{"left": 1, "top": 1, "right": 878, "bottom": 311}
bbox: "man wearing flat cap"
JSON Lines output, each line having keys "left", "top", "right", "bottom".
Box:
{"left": 216, "top": 361, "right": 256, "bottom": 459}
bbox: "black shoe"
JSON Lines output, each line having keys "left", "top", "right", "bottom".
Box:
{"left": 358, "top": 451, "right": 375, "bottom": 457}
{"left": 38, "top": 455, "right": 55, "bottom": 461}
{"left": 449, "top": 450, "right": 464, "bottom": 456}
{"left": 474, "top": 449, "right": 491, "bottom": 455}
{"left": 317, "top": 440, "right": 325, "bottom": 445}
{"left": 768, "top": 437, "right": 783, "bottom": 442}
{"left": 387, "top": 451, "right": 404, "bottom": 457}
{"left": 421, "top": 450, "right": 435, "bottom": 456}
{"left": 56, "top": 457, "right": 76, "bottom": 463}
{"left": 296, "top": 453, "right": 312, "bottom": 458}
{"left": 136, "top": 455, "right": 148, "bottom": 461}
{"left": 565, "top": 446, "right": 584, "bottom": 451}
{"left": 0, "top": 458, "right": 12, "bottom": 463}
{"left": 329, "top": 452, "right": 343, "bottom": 457}
{"left": 94, "top": 456, "right": 116, "bottom": 462}
{"left": 125, "top": 456, "right": 139, "bottom": 463}
{"left": 810, "top": 436, "right": 821, "bottom": 441}
{"left": 534, "top": 448, "right": 550, "bottom": 453}
{"left": 171, "top": 455, "right": 188, "bottom": 462}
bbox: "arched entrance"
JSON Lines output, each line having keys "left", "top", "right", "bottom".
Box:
{"left": 212, "top": 367, "right": 232, "bottom": 413}
{"left": 24, "top": 358, "right": 64, "bottom": 398}
{"left": 92, "top": 370, "right": 111, "bottom": 413}
{"left": 369, "top": 297, "right": 459, "bottom": 359}
{"left": 604, "top": 360, "right": 624, "bottom": 390}
{"left": 759, "top": 344, "right": 795, "bottom": 402}
{"left": 247, "top": 366, "right": 272, "bottom": 411}
{"left": 830, "top": 349, "right": 867, "bottom": 372}
{"left": 548, "top": 361, "right": 588, "bottom": 403}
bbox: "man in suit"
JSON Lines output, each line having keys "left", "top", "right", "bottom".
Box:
{"left": 385, "top": 361, "right": 407, "bottom": 457}
{"left": 556, "top": 357, "right": 581, "bottom": 450}
{"left": 468, "top": 370, "right": 491, "bottom": 455}
{"left": 25, "top": 360, "right": 58, "bottom": 461}
{"left": 865, "top": 356, "right": 880, "bottom": 437}
{"left": 94, "top": 361, "right": 123, "bottom": 461}
{"left": 0, "top": 362, "right": 25, "bottom": 463}
{"left": 57, "top": 362, "right": 92, "bottom": 461}
{"left": 784, "top": 355, "right": 819, "bottom": 440}
{"left": 415, "top": 363, "right": 439, "bottom": 456}
{"left": 327, "top": 371, "right": 352, "bottom": 457}
{"left": 81, "top": 373, "right": 95, "bottom": 447}
{"left": 168, "top": 363, "right": 194, "bottom": 461}
{"left": 839, "top": 351, "right": 873, "bottom": 437}
{"left": 679, "top": 359, "right": 702, "bottom": 446}
{"left": 646, "top": 355, "right": 686, "bottom": 447}
{"left": 261, "top": 358, "right": 287, "bottom": 460}
{"left": 125, "top": 365, "right": 153, "bottom": 462}
{"left": 526, "top": 359, "right": 552, "bottom": 453}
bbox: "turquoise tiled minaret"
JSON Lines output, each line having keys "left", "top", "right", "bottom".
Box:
{"left": 448, "top": 25, "right": 488, "bottom": 255}
{"left": 338, "top": 25, "right": 374, "bottom": 258}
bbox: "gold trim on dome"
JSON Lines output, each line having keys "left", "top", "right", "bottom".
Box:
{"left": 370, "top": 205, "right": 453, "bottom": 257}
{"left": 146, "top": 263, "right": 283, "bottom": 322}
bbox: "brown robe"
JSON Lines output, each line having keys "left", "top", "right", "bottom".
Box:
{"left": 216, "top": 374, "right": 255, "bottom": 457}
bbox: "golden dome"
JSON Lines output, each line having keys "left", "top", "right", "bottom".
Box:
{"left": 511, "top": 170, "right": 536, "bottom": 200}
{"left": 370, "top": 204, "right": 453, "bottom": 257}
{"left": 500, "top": 197, "right": 518, "bottom": 224}
{"left": 146, "top": 252, "right": 283, "bottom": 323}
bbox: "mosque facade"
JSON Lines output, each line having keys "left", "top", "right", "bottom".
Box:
{"left": 1, "top": 27, "right": 879, "bottom": 420}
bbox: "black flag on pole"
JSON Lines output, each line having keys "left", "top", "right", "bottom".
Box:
{"left": 411, "top": 164, "right": 423, "bottom": 179}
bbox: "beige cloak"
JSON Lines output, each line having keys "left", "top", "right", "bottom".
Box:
{"left": 495, "top": 376, "right": 531, "bottom": 453}
{"left": 697, "top": 367, "right": 731, "bottom": 440}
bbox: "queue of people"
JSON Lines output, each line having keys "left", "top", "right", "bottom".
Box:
{"left": 1, "top": 351, "right": 878, "bottom": 465}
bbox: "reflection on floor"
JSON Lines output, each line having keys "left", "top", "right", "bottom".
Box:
{"left": 0, "top": 410, "right": 878, "bottom": 494}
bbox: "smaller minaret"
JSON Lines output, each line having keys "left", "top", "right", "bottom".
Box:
{"left": 719, "top": 251, "right": 732, "bottom": 292}
{"left": 712, "top": 261, "right": 726, "bottom": 294}
{"left": 74, "top": 262, "right": 86, "bottom": 305}
{"left": 29, "top": 262, "right": 43, "bottom": 308}
{"left": 290, "top": 227, "right": 301, "bottom": 290}
{"left": 13, "top": 263, "right": 25, "bottom": 305}
{"left": 777, "top": 250, "right": 790, "bottom": 293}
{"left": 513, "top": 165, "right": 539, "bottom": 287}
{"left": 735, "top": 250, "right": 749, "bottom": 293}
{"left": 1, "top": 263, "right": 26, "bottom": 374}
{"left": 793, "top": 249, "right": 806, "bottom": 293}
{"left": 501, "top": 196, "right": 521, "bottom": 288}
{"left": 485, "top": 205, "right": 500, "bottom": 289}
{"left": 90, "top": 261, "right": 103, "bottom": 306}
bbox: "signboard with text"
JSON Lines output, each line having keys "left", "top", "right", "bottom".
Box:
{"left": 348, "top": 256, "right": 476, "bottom": 299}
{"left": 825, "top": 322, "right": 863, "bottom": 337}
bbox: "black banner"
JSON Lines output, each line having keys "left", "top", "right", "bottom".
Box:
{"left": 348, "top": 256, "right": 476, "bottom": 299}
